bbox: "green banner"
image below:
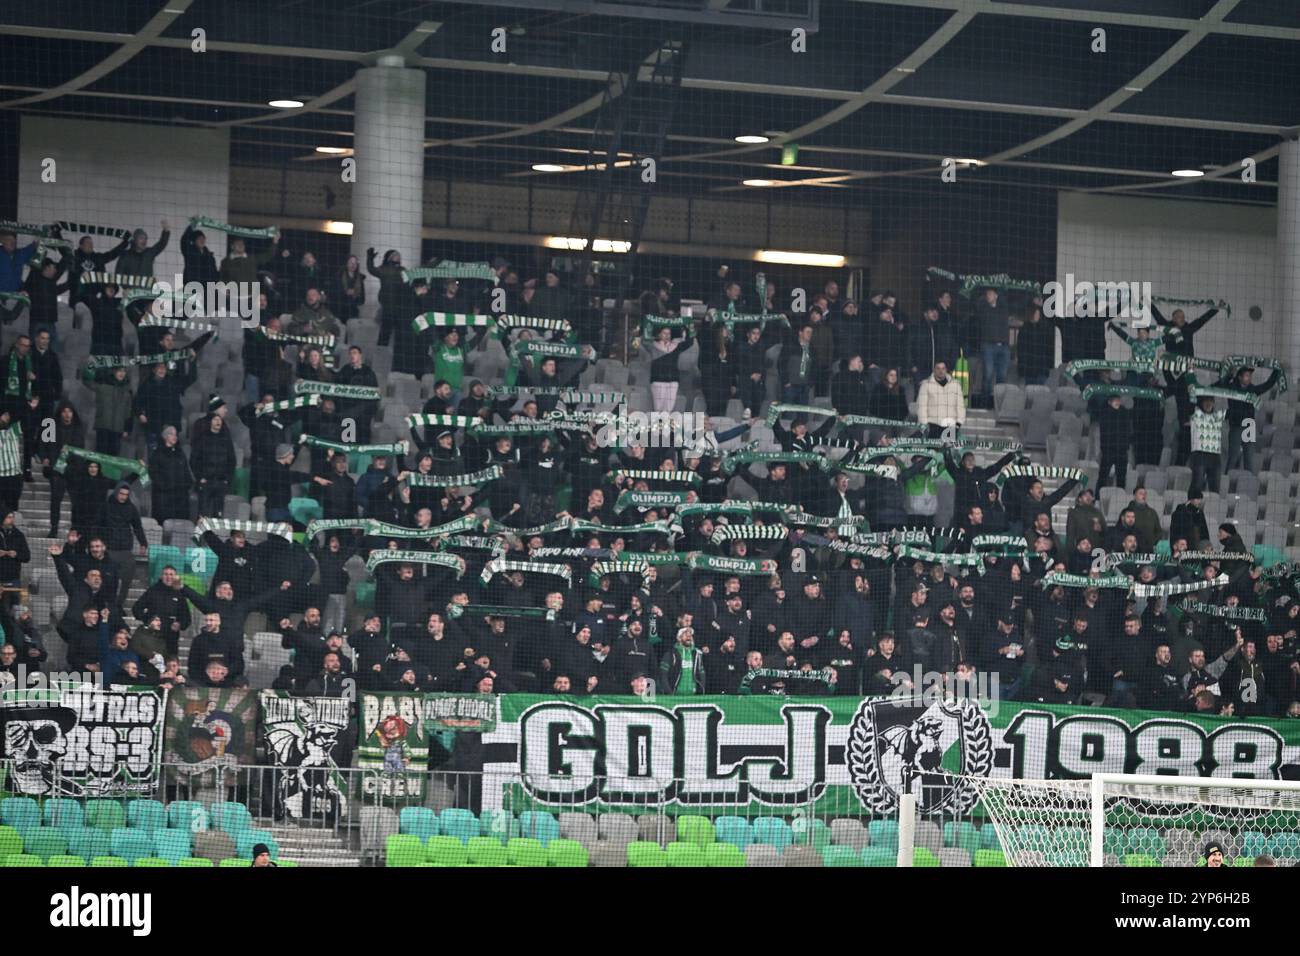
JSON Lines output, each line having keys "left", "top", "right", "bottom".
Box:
{"left": 358, "top": 693, "right": 432, "bottom": 802}
{"left": 480, "top": 695, "right": 1300, "bottom": 817}
{"left": 258, "top": 692, "right": 354, "bottom": 821}
{"left": 424, "top": 693, "right": 498, "bottom": 733}
{"left": 163, "top": 687, "right": 258, "bottom": 771}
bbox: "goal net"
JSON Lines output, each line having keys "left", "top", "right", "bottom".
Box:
{"left": 965, "top": 774, "right": 1300, "bottom": 867}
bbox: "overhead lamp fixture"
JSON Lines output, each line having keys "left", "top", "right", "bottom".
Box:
{"left": 323, "top": 221, "right": 354, "bottom": 235}
{"left": 754, "top": 250, "right": 845, "bottom": 267}
{"left": 315, "top": 146, "right": 350, "bottom": 154}
{"left": 1123, "top": 86, "right": 1144, "bottom": 93}
{"left": 743, "top": 179, "right": 776, "bottom": 187}
{"left": 268, "top": 99, "right": 304, "bottom": 109}
{"left": 734, "top": 134, "right": 770, "bottom": 144}
{"left": 531, "top": 163, "right": 568, "bottom": 173}
{"left": 895, "top": 67, "right": 916, "bottom": 74}
{"left": 1171, "top": 169, "right": 1205, "bottom": 178}
{"left": 544, "top": 237, "right": 631, "bottom": 253}
{"left": 953, "top": 158, "right": 986, "bottom": 168}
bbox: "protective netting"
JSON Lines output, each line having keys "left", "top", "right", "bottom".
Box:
{"left": 968, "top": 775, "right": 1300, "bottom": 867}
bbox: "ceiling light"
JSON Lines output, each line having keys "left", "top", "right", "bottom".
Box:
{"left": 268, "top": 99, "right": 304, "bottom": 109}
{"left": 315, "top": 146, "right": 349, "bottom": 154}
{"left": 754, "top": 250, "right": 845, "bottom": 267}
{"left": 743, "top": 179, "right": 776, "bottom": 187}
{"left": 1123, "top": 86, "right": 1144, "bottom": 93}
{"left": 1171, "top": 169, "right": 1205, "bottom": 178}
{"left": 734, "top": 134, "right": 770, "bottom": 144}
{"left": 544, "top": 236, "right": 631, "bottom": 253}
{"left": 324, "top": 221, "right": 353, "bottom": 235}
{"left": 895, "top": 67, "right": 916, "bottom": 74}
{"left": 531, "top": 163, "right": 568, "bottom": 173}
{"left": 953, "top": 158, "right": 986, "bottom": 168}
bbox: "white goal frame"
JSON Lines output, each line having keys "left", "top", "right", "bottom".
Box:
{"left": 1088, "top": 773, "right": 1300, "bottom": 867}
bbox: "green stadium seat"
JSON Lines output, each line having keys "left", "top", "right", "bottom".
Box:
{"left": 43, "top": 799, "right": 85, "bottom": 830}
{"left": 386, "top": 834, "right": 425, "bottom": 867}
{"left": 547, "top": 838, "right": 589, "bottom": 867}
{"left": 868, "top": 819, "right": 899, "bottom": 850}
{"left": 111, "top": 827, "right": 153, "bottom": 863}
{"left": 168, "top": 801, "right": 210, "bottom": 832}
{"left": 153, "top": 829, "right": 192, "bottom": 864}
{"left": 134, "top": 857, "right": 171, "bottom": 867}
{"left": 675, "top": 815, "right": 715, "bottom": 847}
{"left": 665, "top": 842, "right": 707, "bottom": 867}
{"left": 278, "top": 860, "right": 298, "bottom": 867}
{"left": 6, "top": 854, "right": 44, "bottom": 866}
{"left": 91, "top": 856, "right": 129, "bottom": 867}
{"left": 861, "top": 847, "right": 895, "bottom": 867}
{"left": 236, "top": 829, "right": 278, "bottom": 860}
{"left": 438, "top": 809, "right": 480, "bottom": 844}
{"left": 518, "top": 811, "right": 560, "bottom": 846}
{"left": 974, "top": 849, "right": 1007, "bottom": 868}
{"left": 750, "top": 817, "right": 793, "bottom": 851}
{"left": 24, "top": 827, "right": 68, "bottom": 862}
{"left": 66, "top": 826, "right": 111, "bottom": 860}
{"left": 944, "top": 821, "right": 981, "bottom": 856}
{"left": 822, "top": 846, "right": 863, "bottom": 867}
{"left": 147, "top": 545, "right": 184, "bottom": 583}
{"left": 1267, "top": 833, "right": 1300, "bottom": 858}
{"left": 209, "top": 802, "right": 253, "bottom": 837}
{"left": 426, "top": 835, "right": 470, "bottom": 866}
{"left": 1242, "top": 830, "right": 1269, "bottom": 857}
{"left": 1124, "top": 853, "right": 1160, "bottom": 868}
{"left": 399, "top": 807, "right": 439, "bottom": 840}
{"left": 714, "top": 816, "right": 751, "bottom": 849}
{"left": 0, "top": 797, "right": 40, "bottom": 833}
{"left": 627, "top": 841, "right": 668, "bottom": 867}
{"left": 85, "top": 800, "right": 126, "bottom": 832}
{"left": 219, "top": 858, "right": 250, "bottom": 867}
{"left": 913, "top": 847, "right": 940, "bottom": 867}
{"left": 179, "top": 857, "right": 214, "bottom": 867}
{"left": 127, "top": 799, "right": 166, "bottom": 831}
{"left": 48, "top": 855, "right": 87, "bottom": 867}
{"left": 1048, "top": 851, "right": 1087, "bottom": 867}
{"left": 0, "top": 824, "right": 23, "bottom": 858}
{"left": 979, "top": 824, "right": 1002, "bottom": 850}
{"left": 792, "top": 818, "right": 831, "bottom": 850}
{"left": 704, "top": 842, "right": 745, "bottom": 867}
{"left": 466, "top": 836, "right": 508, "bottom": 867}
{"left": 507, "top": 837, "right": 548, "bottom": 867}
{"left": 1127, "top": 828, "right": 1165, "bottom": 857}
{"left": 479, "top": 809, "right": 517, "bottom": 843}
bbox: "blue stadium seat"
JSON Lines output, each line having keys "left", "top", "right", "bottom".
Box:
{"left": 750, "top": 817, "right": 793, "bottom": 852}
{"left": 714, "top": 816, "right": 752, "bottom": 849}
{"left": 518, "top": 811, "right": 560, "bottom": 846}
{"left": 43, "top": 799, "right": 85, "bottom": 830}
{"left": 127, "top": 800, "right": 167, "bottom": 832}
{"left": 438, "top": 809, "right": 480, "bottom": 844}
{"left": 399, "top": 807, "right": 439, "bottom": 840}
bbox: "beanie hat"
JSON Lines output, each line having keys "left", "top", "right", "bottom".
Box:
{"left": 275, "top": 444, "right": 294, "bottom": 460}
{"left": 252, "top": 843, "right": 270, "bottom": 859}
{"left": 1203, "top": 841, "right": 1224, "bottom": 860}
{"left": 1219, "top": 523, "right": 1237, "bottom": 536}
{"left": 208, "top": 393, "right": 226, "bottom": 412}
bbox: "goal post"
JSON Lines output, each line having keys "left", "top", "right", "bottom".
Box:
{"left": 965, "top": 773, "right": 1300, "bottom": 867}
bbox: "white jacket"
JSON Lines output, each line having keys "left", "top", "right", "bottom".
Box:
{"left": 917, "top": 376, "right": 966, "bottom": 427}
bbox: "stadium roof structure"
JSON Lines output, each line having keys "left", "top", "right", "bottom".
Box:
{"left": 0, "top": 0, "right": 1296, "bottom": 206}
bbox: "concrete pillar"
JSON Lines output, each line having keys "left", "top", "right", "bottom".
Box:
{"left": 351, "top": 56, "right": 426, "bottom": 317}
{"left": 1277, "top": 138, "right": 1300, "bottom": 376}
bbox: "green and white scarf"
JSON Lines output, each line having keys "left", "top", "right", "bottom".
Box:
{"left": 403, "top": 262, "right": 498, "bottom": 285}
{"left": 1039, "top": 570, "right": 1132, "bottom": 590}
{"left": 570, "top": 518, "right": 675, "bottom": 538}
{"left": 706, "top": 311, "right": 788, "bottom": 333}
{"left": 614, "top": 490, "right": 690, "bottom": 514}
{"left": 1062, "top": 359, "right": 1155, "bottom": 382}
{"left": 1157, "top": 353, "right": 1223, "bottom": 376}
{"left": 512, "top": 340, "right": 595, "bottom": 363}
{"left": 5, "top": 349, "right": 31, "bottom": 397}
{"left": 641, "top": 314, "right": 694, "bottom": 339}
{"left": 468, "top": 421, "right": 562, "bottom": 438}
{"left": 294, "top": 380, "right": 381, "bottom": 402}
{"left": 613, "top": 469, "right": 700, "bottom": 486}
{"left": 709, "top": 524, "right": 788, "bottom": 545}
{"left": 721, "top": 450, "right": 826, "bottom": 474}
{"left": 1153, "top": 294, "right": 1229, "bottom": 321}
{"left": 406, "top": 414, "right": 479, "bottom": 431}
{"left": 993, "top": 465, "right": 1088, "bottom": 488}
{"left": 256, "top": 394, "right": 320, "bottom": 416}
{"left": 1174, "top": 550, "right": 1253, "bottom": 566}
{"left": 841, "top": 462, "right": 899, "bottom": 480}
{"left": 765, "top": 402, "right": 837, "bottom": 427}
{"left": 53, "top": 446, "right": 150, "bottom": 487}
{"left": 137, "top": 314, "right": 219, "bottom": 332}
{"left": 543, "top": 410, "right": 615, "bottom": 427}
{"left": 1133, "top": 574, "right": 1228, "bottom": 598}
{"left": 80, "top": 272, "right": 157, "bottom": 290}
{"left": 55, "top": 222, "right": 131, "bottom": 240}
{"left": 0, "top": 293, "right": 30, "bottom": 309}
{"left": 85, "top": 349, "right": 194, "bottom": 369}
{"left": 365, "top": 550, "right": 466, "bottom": 577}
{"left": 406, "top": 466, "right": 503, "bottom": 488}
{"left": 589, "top": 560, "right": 652, "bottom": 587}
{"left": 494, "top": 314, "right": 571, "bottom": 334}
{"left": 411, "top": 312, "right": 492, "bottom": 332}
{"left": 440, "top": 535, "right": 509, "bottom": 554}
{"left": 298, "top": 435, "right": 408, "bottom": 456}
{"left": 1180, "top": 601, "right": 1266, "bottom": 621}
{"left": 482, "top": 517, "right": 574, "bottom": 537}
{"left": 262, "top": 327, "right": 335, "bottom": 350}
{"left": 926, "top": 266, "right": 1040, "bottom": 298}
{"left": 445, "top": 604, "right": 556, "bottom": 622}
{"left": 0, "top": 220, "right": 59, "bottom": 239}
{"left": 971, "top": 534, "right": 1032, "bottom": 551}
{"left": 675, "top": 502, "right": 794, "bottom": 521}
{"left": 894, "top": 544, "right": 984, "bottom": 568}
{"left": 1082, "top": 384, "right": 1164, "bottom": 402}
{"left": 189, "top": 216, "right": 277, "bottom": 239}
{"left": 837, "top": 415, "right": 924, "bottom": 432}
{"left": 488, "top": 385, "right": 621, "bottom": 405}
{"left": 194, "top": 517, "right": 292, "bottom": 542}
{"left": 1224, "top": 355, "right": 1288, "bottom": 395}
{"left": 826, "top": 540, "right": 894, "bottom": 561}
{"left": 684, "top": 553, "right": 777, "bottom": 575}
{"left": 531, "top": 547, "right": 614, "bottom": 560}
{"left": 480, "top": 558, "right": 572, "bottom": 586}
{"left": 783, "top": 511, "right": 867, "bottom": 529}
{"left": 1189, "top": 384, "right": 1260, "bottom": 408}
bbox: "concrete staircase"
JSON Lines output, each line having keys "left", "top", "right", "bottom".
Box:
{"left": 266, "top": 824, "right": 363, "bottom": 867}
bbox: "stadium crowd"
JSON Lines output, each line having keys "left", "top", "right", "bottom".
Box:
{"left": 0, "top": 219, "right": 1297, "bottom": 721}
